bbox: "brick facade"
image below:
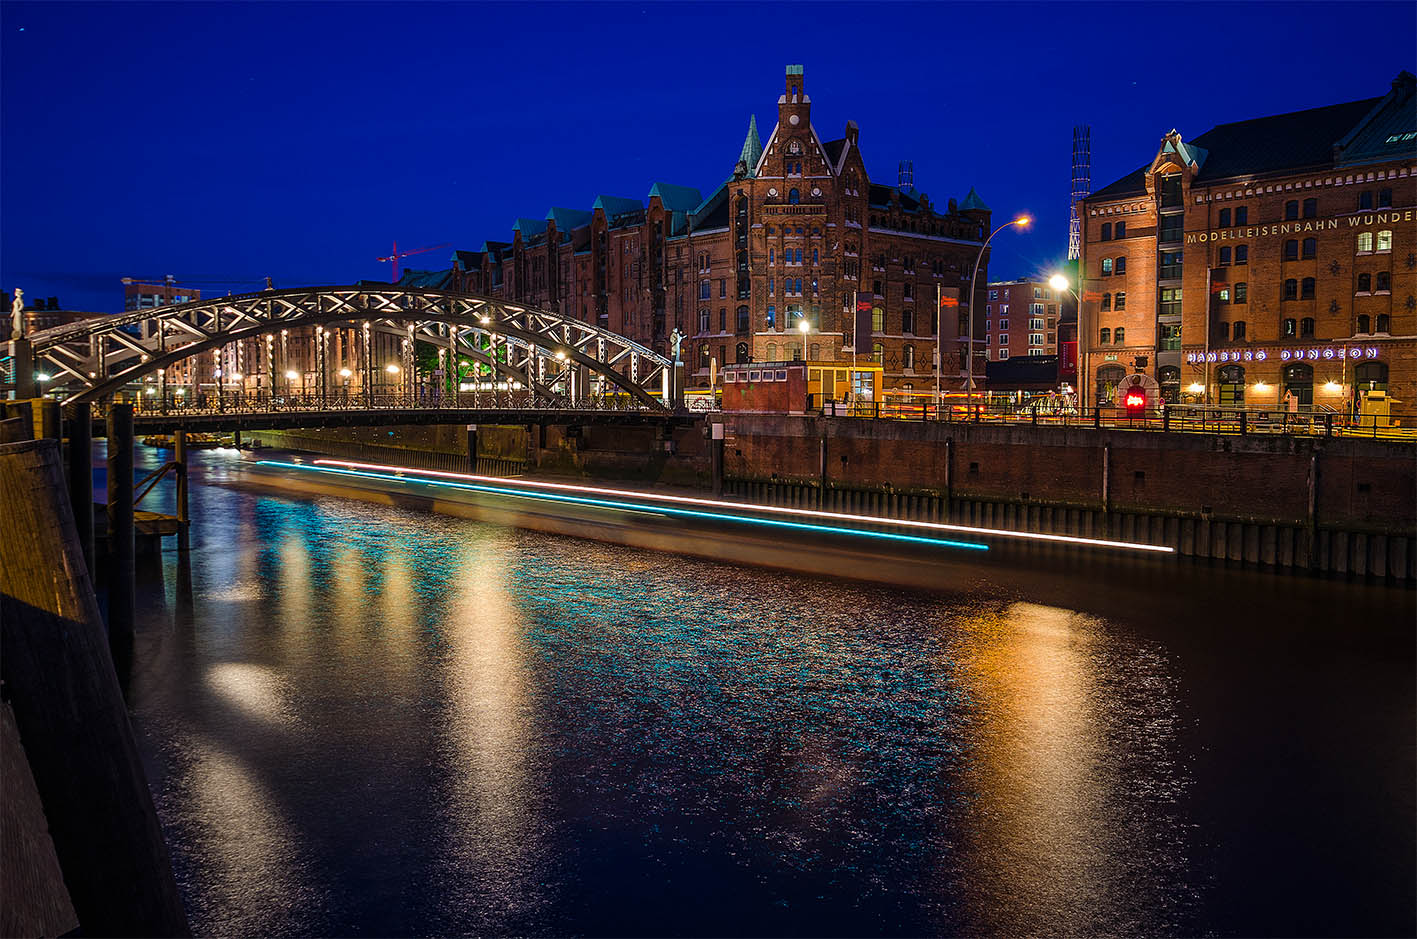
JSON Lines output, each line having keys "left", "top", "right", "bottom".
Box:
{"left": 452, "top": 66, "right": 994, "bottom": 393}
{"left": 1081, "top": 71, "right": 1417, "bottom": 414}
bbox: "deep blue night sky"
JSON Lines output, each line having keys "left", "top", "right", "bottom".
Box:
{"left": 2, "top": 1, "right": 1413, "bottom": 313}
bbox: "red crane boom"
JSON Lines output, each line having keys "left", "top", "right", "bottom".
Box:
{"left": 376, "top": 241, "right": 451, "bottom": 282}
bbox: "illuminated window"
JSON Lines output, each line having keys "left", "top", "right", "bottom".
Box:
{"left": 1283, "top": 318, "right": 1297, "bottom": 336}
{"left": 1099, "top": 327, "right": 1111, "bottom": 344}
{"left": 1234, "top": 282, "right": 1248, "bottom": 304}
{"left": 1102, "top": 257, "right": 1113, "bottom": 275}
{"left": 1357, "top": 231, "right": 1373, "bottom": 252}
{"left": 1113, "top": 327, "right": 1125, "bottom": 344}
{"left": 872, "top": 341, "right": 884, "bottom": 364}
{"left": 1377, "top": 230, "right": 1393, "bottom": 252}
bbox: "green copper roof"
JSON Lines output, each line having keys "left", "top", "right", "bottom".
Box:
{"left": 785, "top": 65, "right": 803, "bottom": 76}
{"left": 544, "top": 206, "right": 592, "bottom": 230}
{"left": 647, "top": 182, "right": 703, "bottom": 212}
{"left": 592, "top": 195, "right": 642, "bottom": 217}
{"left": 738, "top": 114, "right": 763, "bottom": 177}
{"left": 961, "top": 187, "right": 990, "bottom": 212}
{"left": 512, "top": 217, "right": 548, "bottom": 236}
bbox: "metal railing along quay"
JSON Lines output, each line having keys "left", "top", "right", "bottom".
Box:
{"left": 813, "top": 399, "right": 1416, "bottom": 441}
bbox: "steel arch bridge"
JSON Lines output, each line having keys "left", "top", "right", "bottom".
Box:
{"left": 26, "top": 286, "right": 677, "bottom": 410}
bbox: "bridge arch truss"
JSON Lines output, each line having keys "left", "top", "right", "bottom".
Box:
{"left": 28, "top": 286, "right": 677, "bottom": 410}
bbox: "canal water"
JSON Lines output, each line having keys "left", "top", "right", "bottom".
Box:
{"left": 117, "top": 446, "right": 1415, "bottom": 937}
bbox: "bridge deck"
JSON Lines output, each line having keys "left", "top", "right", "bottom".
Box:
{"left": 124, "top": 408, "right": 694, "bottom": 433}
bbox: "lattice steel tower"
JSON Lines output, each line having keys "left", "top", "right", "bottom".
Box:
{"left": 1068, "top": 125, "right": 1092, "bottom": 261}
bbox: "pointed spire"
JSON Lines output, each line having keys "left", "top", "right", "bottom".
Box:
{"left": 961, "top": 186, "right": 990, "bottom": 212}
{"left": 737, "top": 114, "right": 763, "bottom": 178}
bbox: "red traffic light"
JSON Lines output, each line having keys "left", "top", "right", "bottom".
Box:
{"left": 1124, "top": 389, "right": 1147, "bottom": 411}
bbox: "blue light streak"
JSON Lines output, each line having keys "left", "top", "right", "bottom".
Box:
{"left": 256, "top": 460, "right": 991, "bottom": 552}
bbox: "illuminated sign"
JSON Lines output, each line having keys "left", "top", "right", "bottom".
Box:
{"left": 1186, "top": 210, "right": 1414, "bottom": 244}
{"left": 1185, "top": 346, "right": 1379, "bottom": 364}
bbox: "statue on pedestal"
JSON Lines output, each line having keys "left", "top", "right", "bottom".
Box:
{"left": 10, "top": 288, "right": 23, "bottom": 340}
{"left": 670, "top": 327, "right": 684, "bottom": 365}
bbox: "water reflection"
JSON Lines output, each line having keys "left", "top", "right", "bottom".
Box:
{"left": 121, "top": 448, "right": 1414, "bottom": 938}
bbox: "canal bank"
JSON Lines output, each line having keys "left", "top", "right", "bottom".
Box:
{"left": 244, "top": 416, "right": 1417, "bottom": 581}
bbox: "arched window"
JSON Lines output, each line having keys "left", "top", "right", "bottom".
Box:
{"left": 1234, "top": 282, "right": 1248, "bottom": 304}
{"left": 1301, "top": 277, "right": 1315, "bottom": 299}
{"left": 1100, "top": 222, "right": 1112, "bottom": 240}
{"left": 1097, "top": 364, "right": 1126, "bottom": 405}
{"left": 700, "top": 279, "right": 711, "bottom": 300}
{"left": 769, "top": 248, "right": 774, "bottom": 265}
{"left": 1357, "top": 273, "right": 1372, "bottom": 293}
{"left": 736, "top": 305, "right": 750, "bottom": 332}
{"left": 1377, "top": 230, "right": 1393, "bottom": 252}
{"left": 1283, "top": 279, "right": 1298, "bottom": 300}
{"left": 765, "top": 342, "right": 777, "bottom": 362}
{"left": 1283, "top": 318, "right": 1297, "bottom": 336}
{"left": 1219, "top": 208, "right": 1232, "bottom": 228}
{"left": 1284, "top": 239, "right": 1299, "bottom": 260}
{"left": 1218, "top": 364, "right": 1245, "bottom": 406}
{"left": 1115, "top": 256, "right": 1127, "bottom": 275}
{"left": 1358, "top": 232, "right": 1374, "bottom": 252}
{"left": 1283, "top": 362, "right": 1313, "bottom": 406}
{"left": 1235, "top": 245, "right": 1249, "bottom": 264}
{"left": 1377, "top": 313, "right": 1391, "bottom": 333}
{"left": 1219, "top": 246, "right": 1232, "bottom": 265}
{"left": 735, "top": 341, "right": 749, "bottom": 364}
{"left": 1101, "top": 293, "right": 1111, "bottom": 312}
{"left": 1284, "top": 200, "right": 1299, "bottom": 220}
{"left": 699, "top": 344, "right": 710, "bottom": 370}
{"left": 1099, "top": 327, "right": 1111, "bottom": 344}
{"left": 1302, "top": 198, "right": 1317, "bottom": 219}
{"left": 766, "top": 305, "right": 776, "bottom": 328}
{"left": 1378, "top": 188, "right": 1393, "bottom": 208}
{"left": 903, "top": 344, "right": 915, "bottom": 370}
{"left": 1376, "top": 271, "right": 1391, "bottom": 292}
{"left": 1101, "top": 257, "right": 1113, "bottom": 275}
{"left": 1233, "top": 320, "right": 1247, "bottom": 340}
{"left": 1302, "top": 237, "right": 1316, "bottom": 259}
{"left": 812, "top": 249, "right": 819, "bottom": 264}
{"left": 872, "top": 341, "right": 884, "bottom": 364}
{"left": 1355, "top": 361, "right": 1389, "bottom": 391}
{"left": 1300, "top": 317, "right": 1315, "bottom": 337}
{"left": 1159, "top": 365, "right": 1181, "bottom": 404}
{"left": 698, "top": 309, "right": 710, "bottom": 333}
{"left": 1114, "top": 291, "right": 1126, "bottom": 310}
{"left": 1115, "top": 221, "right": 1127, "bottom": 239}
{"left": 809, "top": 343, "right": 820, "bottom": 359}
{"left": 788, "top": 188, "right": 800, "bottom": 205}
{"left": 1113, "top": 326, "right": 1125, "bottom": 344}
{"left": 1357, "top": 314, "right": 1371, "bottom": 334}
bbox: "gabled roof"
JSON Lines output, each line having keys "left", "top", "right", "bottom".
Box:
{"left": 452, "top": 249, "right": 484, "bottom": 270}
{"left": 648, "top": 182, "right": 703, "bottom": 212}
{"left": 1334, "top": 71, "right": 1416, "bottom": 167}
{"left": 822, "top": 138, "right": 846, "bottom": 168}
{"left": 960, "top": 187, "right": 990, "bottom": 212}
{"left": 512, "top": 217, "right": 548, "bottom": 236}
{"left": 592, "top": 194, "right": 642, "bottom": 217}
{"left": 737, "top": 115, "right": 763, "bottom": 177}
{"left": 868, "top": 183, "right": 894, "bottom": 207}
{"left": 1091, "top": 86, "right": 1399, "bottom": 200}
{"left": 545, "top": 206, "right": 592, "bottom": 231}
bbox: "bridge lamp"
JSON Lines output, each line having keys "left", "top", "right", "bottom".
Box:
{"left": 36, "top": 372, "right": 51, "bottom": 382}
{"left": 385, "top": 364, "right": 401, "bottom": 374}
{"left": 555, "top": 351, "right": 567, "bottom": 361}
{"left": 231, "top": 372, "right": 243, "bottom": 381}
{"left": 285, "top": 370, "right": 298, "bottom": 381}
{"left": 480, "top": 316, "right": 490, "bottom": 325}
{"left": 338, "top": 368, "right": 352, "bottom": 378}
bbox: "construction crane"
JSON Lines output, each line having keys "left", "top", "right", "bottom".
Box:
{"left": 376, "top": 241, "right": 451, "bottom": 282}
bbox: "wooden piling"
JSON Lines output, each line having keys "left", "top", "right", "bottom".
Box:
{"left": 174, "top": 430, "right": 190, "bottom": 552}
{"left": 106, "top": 404, "right": 136, "bottom": 655}
{"left": 67, "top": 402, "right": 94, "bottom": 577}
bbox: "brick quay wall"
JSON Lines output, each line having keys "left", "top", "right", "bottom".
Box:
{"left": 246, "top": 417, "right": 1415, "bottom": 581}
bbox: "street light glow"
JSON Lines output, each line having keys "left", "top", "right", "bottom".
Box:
{"left": 285, "top": 370, "right": 298, "bottom": 381}
{"left": 338, "top": 368, "right": 352, "bottom": 378}
{"left": 36, "top": 372, "right": 51, "bottom": 382}
{"left": 1049, "top": 274, "right": 1070, "bottom": 291}
{"left": 1014, "top": 215, "right": 1031, "bottom": 227}
{"left": 385, "top": 364, "right": 400, "bottom": 374}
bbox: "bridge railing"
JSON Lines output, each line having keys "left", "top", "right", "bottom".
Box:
{"left": 811, "top": 399, "right": 1415, "bottom": 440}
{"left": 126, "top": 390, "right": 659, "bottom": 416}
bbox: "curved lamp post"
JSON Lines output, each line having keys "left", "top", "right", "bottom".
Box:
{"left": 965, "top": 215, "right": 1031, "bottom": 413}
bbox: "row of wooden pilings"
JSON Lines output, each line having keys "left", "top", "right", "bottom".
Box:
{"left": 721, "top": 477, "right": 1417, "bottom": 581}
{"left": 5, "top": 400, "right": 192, "bottom": 658}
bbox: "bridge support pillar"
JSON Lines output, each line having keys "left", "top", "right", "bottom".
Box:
{"left": 233, "top": 428, "right": 242, "bottom": 449}
{"left": 106, "top": 404, "right": 136, "bottom": 664}
{"left": 8, "top": 338, "right": 35, "bottom": 399}
{"left": 67, "top": 402, "right": 94, "bottom": 578}
{"left": 174, "top": 431, "right": 190, "bottom": 552}
{"left": 466, "top": 423, "right": 478, "bottom": 473}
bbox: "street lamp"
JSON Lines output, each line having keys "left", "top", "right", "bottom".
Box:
{"left": 1050, "top": 272, "right": 1082, "bottom": 414}
{"left": 798, "top": 317, "right": 810, "bottom": 361}
{"left": 965, "top": 215, "right": 1031, "bottom": 414}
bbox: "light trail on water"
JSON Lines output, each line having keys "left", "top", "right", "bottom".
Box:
{"left": 256, "top": 460, "right": 993, "bottom": 552}
{"left": 304, "top": 458, "right": 1175, "bottom": 555}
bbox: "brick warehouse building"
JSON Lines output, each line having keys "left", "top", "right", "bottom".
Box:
{"left": 1080, "top": 70, "right": 1417, "bottom": 413}
{"left": 450, "top": 65, "right": 997, "bottom": 393}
